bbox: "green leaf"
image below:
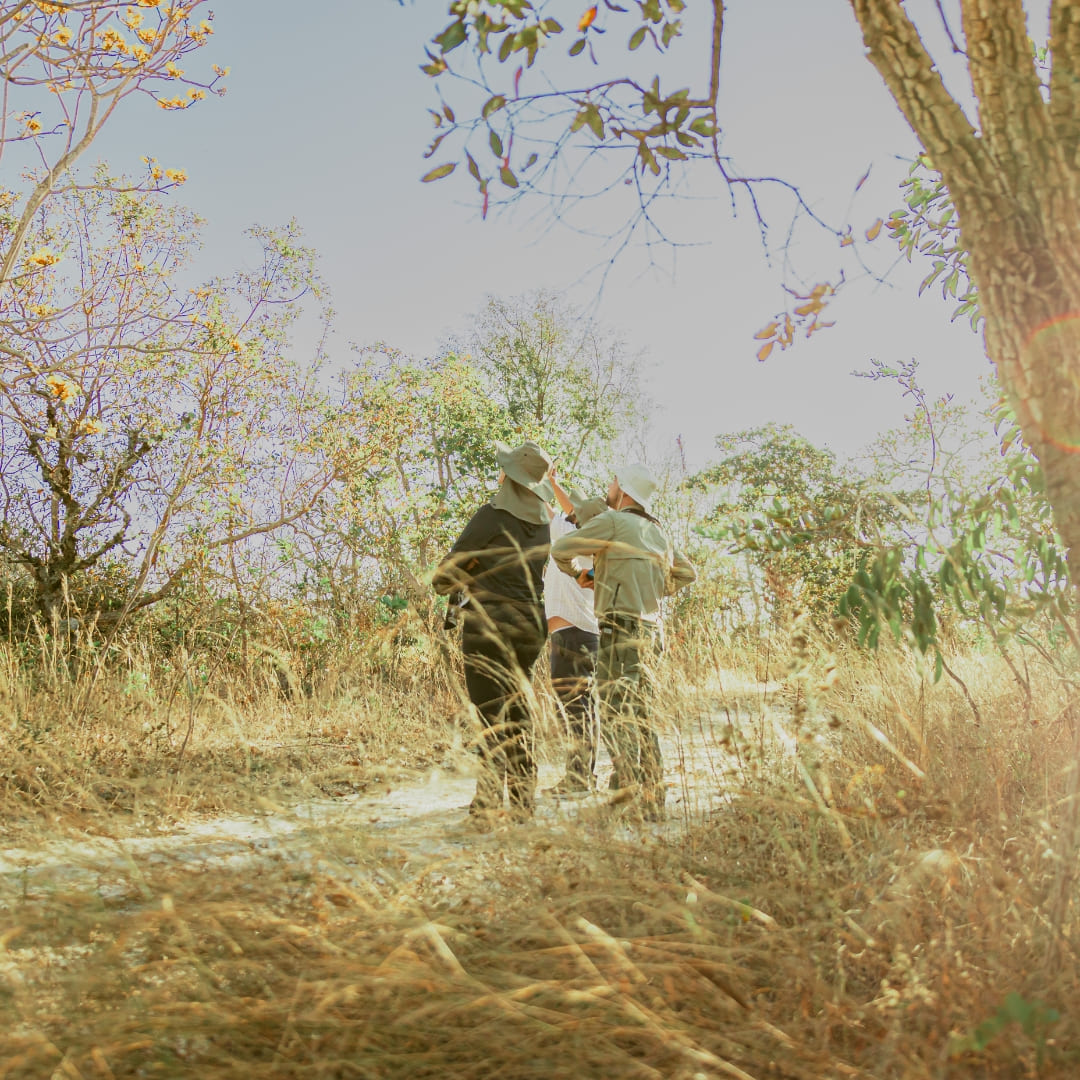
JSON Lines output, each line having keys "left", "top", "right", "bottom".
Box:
{"left": 465, "top": 152, "right": 481, "bottom": 182}
{"left": 423, "top": 132, "right": 448, "bottom": 159}
{"left": 435, "top": 21, "right": 468, "bottom": 54}
{"left": 569, "top": 37, "right": 587, "bottom": 56}
{"left": 489, "top": 129, "right": 504, "bottom": 157}
{"left": 421, "top": 162, "right": 457, "bottom": 183}
{"left": 523, "top": 152, "right": 538, "bottom": 170}
{"left": 584, "top": 104, "right": 604, "bottom": 139}
{"left": 540, "top": 17, "right": 563, "bottom": 32}
{"left": 629, "top": 26, "right": 647, "bottom": 50}
{"left": 482, "top": 94, "right": 507, "bottom": 119}
{"left": 499, "top": 33, "right": 515, "bottom": 61}
{"left": 499, "top": 165, "right": 519, "bottom": 188}
{"left": 655, "top": 145, "right": 686, "bottom": 161}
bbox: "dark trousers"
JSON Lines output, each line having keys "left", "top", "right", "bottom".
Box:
{"left": 597, "top": 615, "right": 663, "bottom": 811}
{"left": 461, "top": 602, "right": 547, "bottom": 812}
{"left": 549, "top": 625, "right": 599, "bottom": 783}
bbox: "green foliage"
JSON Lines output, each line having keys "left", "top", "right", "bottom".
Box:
{"left": 690, "top": 424, "right": 897, "bottom": 619}
{"left": 841, "top": 365, "right": 1072, "bottom": 673}
{"left": 462, "top": 291, "right": 648, "bottom": 477}
{"left": 949, "top": 992, "right": 1061, "bottom": 1067}
{"left": 690, "top": 369, "right": 1073, "bottom": 678}
{"left": 296, "top": 348, "right": 523, "bottom": 607}
{"left": 417, "top": 0, "right": 713, "bottom": 210}
{"left": 887, "top": 156, "right": 980, "bottom": 330}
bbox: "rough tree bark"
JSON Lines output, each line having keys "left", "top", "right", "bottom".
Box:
{"left": 850, "top": 0, "right": 1080, "bottom": 594}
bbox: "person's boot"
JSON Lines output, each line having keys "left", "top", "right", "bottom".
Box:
{"left": 469, "top": 767, "right": 503, "bottom": 817}
{"left": 546, "top": 746, "right": 593, "bottom": 796}
{"left": 607, "top": 754, "right": 635, "bottom": 793}
{"left": 639, "top": 784, "right": 666, "bottom": 823}
{"left": 506, "top": 773, "right": 536, "bottom": 822}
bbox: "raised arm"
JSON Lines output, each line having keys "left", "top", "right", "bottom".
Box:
{"left": 551, "top": 512, "right": 613, "bottom": 578}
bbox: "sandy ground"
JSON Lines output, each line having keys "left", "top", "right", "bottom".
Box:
{"left": 0, "top": 720, "right": 740, "bottom": 911}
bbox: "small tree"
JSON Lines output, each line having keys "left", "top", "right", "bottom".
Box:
{"left": 691, "top": 424, "right": 899, "bottom": 621}
{"left": 0, "top": 179, "right": 339, "bottom": 621}
{"left": 461, "top": 291, "right": 647, "bottom": 475}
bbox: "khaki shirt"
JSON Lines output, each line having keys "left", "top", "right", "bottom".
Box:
{"left": 550, "top": 508, "right": 696, "bottom": 621}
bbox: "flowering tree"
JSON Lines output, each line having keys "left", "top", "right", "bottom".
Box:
{"left": 0, "top": 0, "right": 222, "bottom": 282}
{"left": 0, "top": 179, "right": 340, "bottom": 620}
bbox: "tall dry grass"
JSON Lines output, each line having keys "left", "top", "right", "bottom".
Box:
{"left": 0, "top": 604, "right": 1077, "bottom": 1078}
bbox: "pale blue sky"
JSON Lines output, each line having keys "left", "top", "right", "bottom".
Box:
{"left": 91, "top": 0, "right": 993, "bottom": 471}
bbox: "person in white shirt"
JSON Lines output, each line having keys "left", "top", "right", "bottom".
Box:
{"left": 543, "top": 484, "right": 608, "bottom": 794}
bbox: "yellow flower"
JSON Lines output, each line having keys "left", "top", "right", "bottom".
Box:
{"left": 77, "top": 418, "right": 105, "bottom": 435}
{"left": 29, "top": 247, "right": 59, "bottom": 267}
{"left": 165, "top": 61, "right": 184, "bottom": 77}
{"left": 164, "top": 168, "right": 187, "bottom": 183}
{"left": 133, "top": 45, "right": 150, "bottom": 62}
{"left": 187, "top": 88, "right": 205, "bottom": 101}
{"left": 230, "top": 339, "right": 242, "bottom": 353}
{"left": 25, "top": 118, "right": 42, "bottom": 134}
{"left": 45, "top": 374, "right": 78, "bottom": 402}
{"left": 99, "top": 28, "right": 130, "bottom": 53}
{"left": 53, "top": 26, "right": 74, "bottom": 45}
{"left": 125, "top": 8, "right": 144, "bottom": 28}
{"left": 30, "top": 303, "right": 54, "bottom": 317}
{"left": 133, "top": 262, "right": 145, "bottom": 272}
{"left": 35, "top": 1, "right": 63, "bottom": 13}
{"left": 137, "top": 0, "right": 161, "bottom": 6}
{"left": 150, "top": 165, "right": 163, "bottom": 180}
{"left": 157, "top": 96, "right": 188, "bottom": 110}
{"left": 137, "top": 28, "right": 156, "bottom": 43}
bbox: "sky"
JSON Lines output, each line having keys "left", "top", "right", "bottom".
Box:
{"left": 90, "top": 0, "right": 995, "bottom": 474}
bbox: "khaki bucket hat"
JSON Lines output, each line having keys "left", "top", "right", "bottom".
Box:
{"left": 495, "top": 440, "right": 555, "bottom": 503}
{"left": 566, "top": 487, "right": 608, "bottom": 527}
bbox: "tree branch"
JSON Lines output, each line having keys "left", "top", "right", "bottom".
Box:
{"left": 959, "top": 0, "right": 1049, "bottom": 182}
{"left": 1049, "top": 0, "right": 1080, "bottom": 149}
{"left": 848, "top": 0, "right": 985, "bottom": 187}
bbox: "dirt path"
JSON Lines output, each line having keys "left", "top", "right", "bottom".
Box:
{"left": 0, "top": 722, "right": 735, "bottom": 910}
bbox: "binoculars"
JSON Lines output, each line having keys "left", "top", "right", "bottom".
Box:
{"left": 443, "top": 591, "right": 465, "bottom": 631}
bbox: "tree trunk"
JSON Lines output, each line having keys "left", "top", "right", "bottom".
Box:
{"left": 850, "top": 0, "right": 1080, "bottom": 606}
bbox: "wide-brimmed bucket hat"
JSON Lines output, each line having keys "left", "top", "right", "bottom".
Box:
{"left": 495, "top": 440, "right": 555, "bottom": 503}
{"left": 616, "top": 463, "right": 658, "bottom": 513}
{"left": 566, "top": 487, "right": 608, "bottom": 527}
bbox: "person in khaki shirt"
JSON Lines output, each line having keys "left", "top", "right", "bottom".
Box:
{"left": 550, "top": 464, "right": 695, "bottom": 820}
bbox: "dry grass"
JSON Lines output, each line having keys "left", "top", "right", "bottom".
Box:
{"left": 1, "top": 614, "right": 1078, "bottom": 1079}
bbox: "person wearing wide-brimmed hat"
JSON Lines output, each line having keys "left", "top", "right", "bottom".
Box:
{"left": 550, "top": 463, "right": 696, "bottom": 821}
{"left": 543, "top": 486, "right": 609, "bottom": 795}
{"left": 432, "top": 440, "right": 555, "bottom": 824}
